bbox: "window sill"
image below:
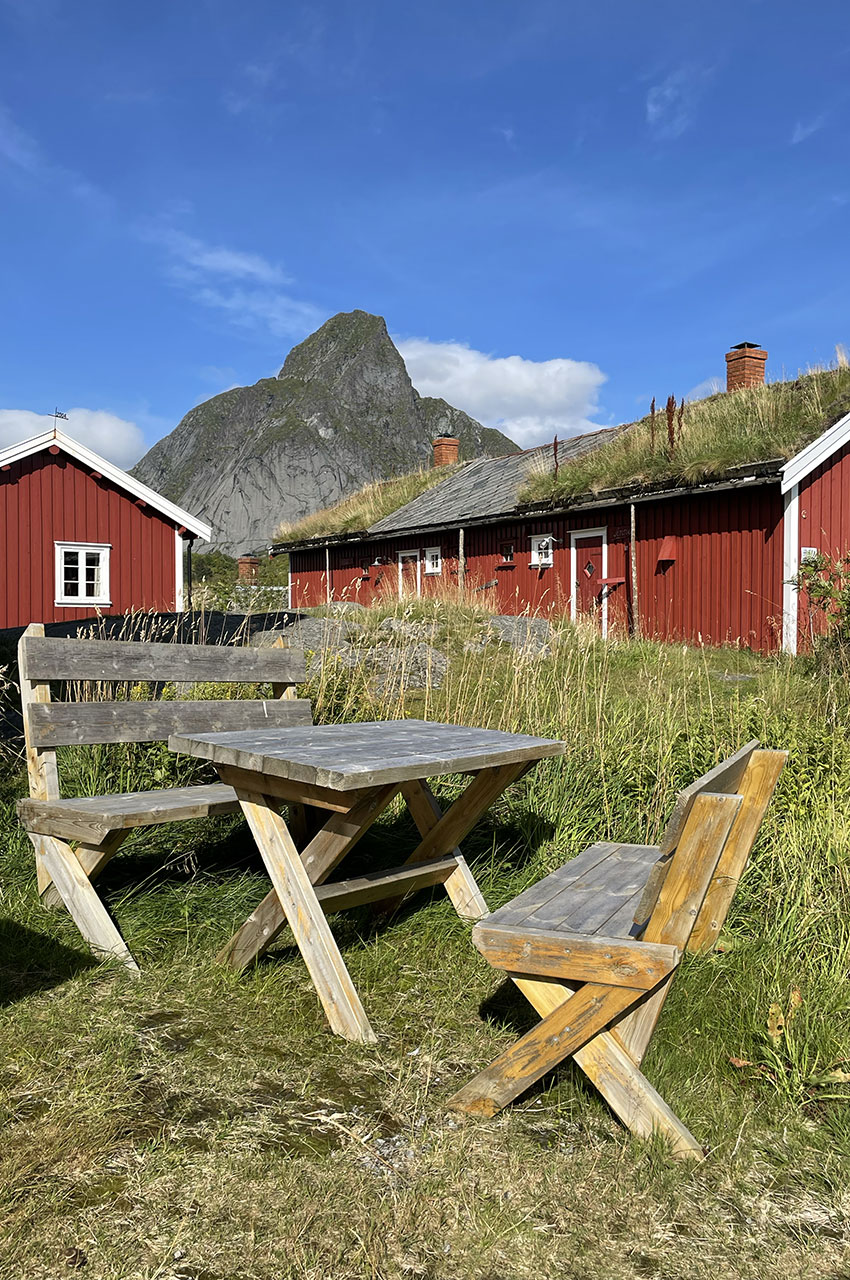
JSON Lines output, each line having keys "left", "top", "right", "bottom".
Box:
{"left": 54, "top": 600, "right": 112, "bottom": 608}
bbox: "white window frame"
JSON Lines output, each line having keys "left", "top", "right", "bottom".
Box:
{"left": 54, "top": 541, "right": 112, "bottom": 607}
{"left": 530, "top": 533, "right": 554, "bottom": 568}
{"left": 424, "top": 545, "right": 442, "bottom": 576}
{"left": 570, "top": 527, "right": 609, "bottom": 638}
{"left": 397, "top": 550, "right": 421, "bottom": 598}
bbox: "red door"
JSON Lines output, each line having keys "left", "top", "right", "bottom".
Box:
{"left": 574, "top": 534, "right": 604, "bottom": 628}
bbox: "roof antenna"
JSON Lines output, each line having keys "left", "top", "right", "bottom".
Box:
{"left": 52, "top": 408, "right": 68, "bottom": 435}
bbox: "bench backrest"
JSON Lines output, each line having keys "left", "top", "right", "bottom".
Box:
{"left": 634, "top": 740, "right": 787, "bottom": 953}
{"left": 18, "top": 623, "right": 311, "bottom": 802}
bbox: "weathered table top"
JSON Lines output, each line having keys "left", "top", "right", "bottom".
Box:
{"left": 169, "top": 719, "right": 567, "bottom": 791}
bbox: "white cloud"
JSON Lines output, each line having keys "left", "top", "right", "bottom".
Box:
{"left": 141, "top": 220, "right": 324, "bottom": 340}
{"left": 646, "top": 67, "right": 711, "bottom": 142}
{"left": 0, "top": 408, "right": 146, "bottom": 468}
{"left": 790, "top": 114, "right": 827, "bottom": 145}
{"left": 396, "top": 337, "right": 606, "bottom": 446}
{"left": 686, "top": 376, "right": 723, "bottom": 402}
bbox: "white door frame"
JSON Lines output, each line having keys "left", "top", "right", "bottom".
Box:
{"left": 570, "top": 526, "right": 609, "bottom": 637}
{"left": 398, "top": 550, "right": 421, "bottom": 598}
{"left": 781, "top": 484, "right": 799, "bottom": 655}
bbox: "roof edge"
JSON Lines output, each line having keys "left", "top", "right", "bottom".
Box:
{"left": 272, "top": 462, "right": 782, "bottom": 553}
{"left": 781, "top": 407, "right": 850, "bottom": 493}
{"left": 0, "top": 429, "right": 212, "bottom": 540}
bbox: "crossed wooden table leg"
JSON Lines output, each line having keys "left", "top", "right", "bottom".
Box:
{"left": 214, "top": 762, "right": 526, "bottom": 1043}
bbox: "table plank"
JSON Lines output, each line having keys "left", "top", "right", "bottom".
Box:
{"left": 169, "top": 720, "right": 566, "bottom": 791}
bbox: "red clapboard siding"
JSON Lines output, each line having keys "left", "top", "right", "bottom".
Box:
{"left": 0, "top": 449, "right": 178, "bottom": 628}
{"left": 636, "top": 487, "right": 784, "bottom": 651}
{"left": 797, "top": 438, "right": 850, "bottom": 645}
{"left": 291, "top": 510, "right": 632, "bottom": 633}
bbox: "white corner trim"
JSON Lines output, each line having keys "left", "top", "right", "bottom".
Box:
{"left": 570, "top": 526, "right": 609, "bottom": 638}
{"left": 782, "top": 483, "right": 800, "bottom": 655}
{"left": 781, "top": 408, "right": 850, "bottom": 494}
{"left": 174, "top": 528, "right": 185, "bottom": 612}
{"left": 0, "top": 428, "right": 211, "bottom": 540}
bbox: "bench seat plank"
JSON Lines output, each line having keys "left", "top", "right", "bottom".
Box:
{"left": 18, "top": 783, "right": 241, "bottom": 844}
{"left": 487, "top": 843, "right": 660, "bottom": 936}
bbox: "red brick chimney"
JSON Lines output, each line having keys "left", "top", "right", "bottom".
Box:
{"left": 432, "top": 435, "right": 459, "bottom": 467}
{"left": 725, "top": 342, "right": 767, "bottom": 391}
{"left": 237, "top": 555, "right": 260, "bottom": 582}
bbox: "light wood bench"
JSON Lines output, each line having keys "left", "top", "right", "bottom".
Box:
{"left": 16, "top": 623, "right": 311, "bottom": 970}
{"left": 449, "top": 740, "right": 787, "bottom": 1158}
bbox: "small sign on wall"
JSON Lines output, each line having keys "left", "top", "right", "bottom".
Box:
{"left": 801, "top": 547, "right": 820, "bottom": 563}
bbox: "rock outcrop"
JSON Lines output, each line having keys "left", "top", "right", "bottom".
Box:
{"left": 132, "top": 311, "right": 515, "bottom": 554}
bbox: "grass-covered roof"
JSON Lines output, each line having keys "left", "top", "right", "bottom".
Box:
{"left": 522, "top": 363, "right": 850, "bottom": 506}
{"left": 275, "top": 465, "right": 464, "bottom": 543}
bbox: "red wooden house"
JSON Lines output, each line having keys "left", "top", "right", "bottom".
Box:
{"left": 0, "top": 427, "right": 211, "bottom": 630}
{"left": 274, "top": 348, "right": 850, "bottom": 656}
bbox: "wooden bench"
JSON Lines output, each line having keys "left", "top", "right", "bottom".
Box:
{"left": 16, "top": 623, "right": 311, "bottom": 971}
{"left": 449, "top": 740, "right": 787, "bottom": 1158}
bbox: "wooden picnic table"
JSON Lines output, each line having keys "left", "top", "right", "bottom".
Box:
{"left": 169, "top": 719, "right": 566, "bottom": 1044}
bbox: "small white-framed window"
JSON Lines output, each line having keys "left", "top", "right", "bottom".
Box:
{"left": 55, "top": 541, "right": 111, "bottom": 606}
{"left": 424, "top": 545, "right": 442, "bottom": 575}
{"left": 530, "top": 533, "right": 554, "bottom": 567}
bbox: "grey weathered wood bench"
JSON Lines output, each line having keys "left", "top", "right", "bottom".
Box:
{"left": 449, "top": 740, "right": 787, "bottom": 1158}
{"left": 16, "top": 622, "right": 311, "bottom": 970}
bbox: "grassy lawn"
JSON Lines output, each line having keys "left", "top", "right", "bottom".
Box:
{"left": 1, "top": 609, "right": 848, "bottom": 1279}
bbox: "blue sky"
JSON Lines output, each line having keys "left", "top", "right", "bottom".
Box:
{"left": 1, "top": 0, "right": 848, "bottom": 465}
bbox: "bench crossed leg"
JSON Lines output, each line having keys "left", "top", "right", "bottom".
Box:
{"left": 39, "top": 831, "right": 128, "bottom": 909}
{"left": 509, "top": 976, "right": 705, "bottom": 1157}
{"left": 30, "top": 833, "right": 139, "bottom": 971}
{"left": 449, "top": 980, "right": 640, "bottom": 1116}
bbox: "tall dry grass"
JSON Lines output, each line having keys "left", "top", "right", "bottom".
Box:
{"left": 275, "top": 464, "right": 463, "bottom": 542}
{"left": 525, "top": 360, "right": 850, "bottom": 502}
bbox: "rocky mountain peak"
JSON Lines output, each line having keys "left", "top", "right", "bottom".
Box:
{"left": 132, "top": 310, "right": 516, "bottom": 554}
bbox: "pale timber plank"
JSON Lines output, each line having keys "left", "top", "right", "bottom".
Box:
{"left": 19, "top": 636, "right": 307, "bottom": 684}
{"left": 233, "top": 785, "right": 377, "bottom": 1043}
{"left": 40, "top": 831, "right": 128, "bottom": 909}
{"left": 33, "top": 835, "right": 139, "bottom": 971}
{"left": 217, "top": 782, "right": 400, "bottom": 972}
{"left": 316, "top": 857, "right": 461, "bottom": 913}
{"left": 488, "top": 842, "right": 657, "bottom": 929}
{"left": 400, "top": 778, "right": 488, "bottom": 919}
{"left": 522, "top": 846, "right": 660, "bottom": 934}
{"left": 616, "top": 792, "right": 742, "bottom": 1064}
{"left": 170, "top": 721, "right": 565, "bottom": 791}
{"left": 472, "top": 922, "right": 680, "bottom": 990}
{"left": 449, "top": 981, "right": 640, "bottom": 1116}
{"left": 658, "top": 740, "right": 759, "bottom": 856}
{"left": 688, "top": 750, "right": 787, "bottom": 953}
{"left": 400, "top": 762, "right": 532, "bottom": 869}
{"left": 197, "top": 765, "right": 368, "bottom": 813}
{"left": 28, "top": 697, "right": 312, "bottom": 747}
{"left": 511, "top": 978, "right": 705, "bottom": 1158}
{"left": 19, "top": 624, "right": 60, "bottom": 894}
{"left": 18, "top": 782, "right": 242, "bottom": 845}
